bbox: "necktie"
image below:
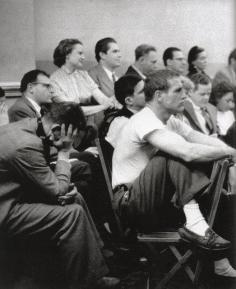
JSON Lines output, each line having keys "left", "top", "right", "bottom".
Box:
{"left": 201, "top": 107, "right": 213, "bottom": 133}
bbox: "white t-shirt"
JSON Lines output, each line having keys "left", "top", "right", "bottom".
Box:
{"left": 112, "top": 107, "right": 192, "bottom": 188}
{"left": 105, "top": 116, "right": 129, "bottom": 148}
{"left": 217, "top": 110, "right": 235, "bottom": 136}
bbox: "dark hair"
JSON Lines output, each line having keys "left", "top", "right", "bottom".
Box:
{"left": 53, "top": 39, "right": 83, "bottom": 67}
{"left": 228, "top": 48, "right": 236, "bottom": 64}
{"left": 20, "top": 69, "right": 49, "bottom": 93}
{"left": 43, "top": 102, "right": 86, "bottom": 131}
{"left": 188, "top": 73, "right": 211, "bottom": 90}
{"left": 114, "top": 74, "right": 143, "bottom": 106}
{"left": 95, "top": 37, "right": 116, "bottom": 62}
{"left": 188, "top": 46, "right": 205, "bottom": 74}
{"left": 144, "top": 69, "right": 180, "bottom": 102}
{"left": 163, "top": 47, "right": 181, "bottom": 66}
{"left": 135, "top": 44, "right": 157, "bottom": 61}
{"left": 210, "top": 82, "right": 234, "bottom": 105}
{"left": 0, "top": 87, "right": 5, "bottom": 98}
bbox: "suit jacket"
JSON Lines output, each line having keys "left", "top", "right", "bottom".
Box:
{"left": 212, "top": 66, "right": 236, "bottom": 88}
{"left": 8, "top": 96, "right": 40, "bottom": 122}
{"left": 125, "top": 65, "right": 146, "bottom": 80}
{"left": 0, "top": 118, "right": 71, "bottom": 225}
{"left": 88, "top": 64, "right": 115, "bottom": 97}
{"left": 183, "top": 99, "right": 218, "bottom": 134}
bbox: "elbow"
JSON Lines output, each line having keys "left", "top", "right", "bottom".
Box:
{"left": 181, "top": 149, "right": 195, "bottom": 162}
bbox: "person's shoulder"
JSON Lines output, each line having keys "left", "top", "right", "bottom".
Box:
{"left": 50, "top": 68, "right": 64, "bottom": 80}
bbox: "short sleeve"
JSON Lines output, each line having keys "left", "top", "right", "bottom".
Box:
{"left": 134, "top": 108, "right": 165, "bottom": 141}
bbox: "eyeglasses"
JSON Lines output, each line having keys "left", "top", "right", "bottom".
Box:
{"left": 31, "top": 82, "right": 53, "bottom": 90}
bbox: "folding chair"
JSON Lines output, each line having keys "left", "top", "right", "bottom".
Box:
{"left": 95, "top": 137, "right": 231, "bottom": 288}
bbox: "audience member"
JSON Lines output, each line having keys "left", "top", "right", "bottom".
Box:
{"left": 0, "top": 86, "right": 9, "bottom": 126}
{"left": 112, "top": 70, "right": 236, "bottom": 256}
{"left": 8, "top": 70, "right": 53, "bottom": 122}
{"left": 183, "top": 73, "right": 218, "bottom": 135}
{"left": 213, "top": 48, "right": 236, "bottom": 88}
{"left": 125, "top": 44, "right": 158, "bottom": 79}
{"left": 104, "top": 74, "right": 145, "bottom": 148}
{"left": 51, "top": 38, "right": 116, "bottom": 117}
{"left": 210, "top": 81, "right": 235, "bottom": 136}
{"left": 0, "top": 101, "right": 119, "bottom": 289}
{"left": 163, "top": 47, "right": 186, "bottom": 75}
{"left": 187, "top": 46, "right": 208, "bottom": 77}
{"left": 89, "top": 37, "right": 121, "bottom": 98}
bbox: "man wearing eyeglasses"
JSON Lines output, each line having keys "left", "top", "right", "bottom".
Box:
{"left": 8, "top": 69, "right": 54, "bottom": 122}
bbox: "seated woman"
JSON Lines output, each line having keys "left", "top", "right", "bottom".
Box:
{"left": 187, "top": 46, "right": 209, "bottom": 77}
{"left": 51, "top": 38, "right": 116, "bottom": 119}
{"left": 210, "top": 81, "right": 235, "bottom": 136}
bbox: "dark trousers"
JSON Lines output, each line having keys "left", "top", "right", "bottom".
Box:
{"left": 114, "top": 153, "right": 211, "bottom": 232}
{"left": 3, "top": 193, "right": 108, "bottom": 289}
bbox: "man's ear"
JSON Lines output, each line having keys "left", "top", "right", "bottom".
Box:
{"left": 125, "top": 96, "right": 133, "bottom": 106}
{"left": 27, "top": 83, "right": 34, "bottom": 93}
{"left": 99, "top": 51, "right": 106, "bottom": 60}
{"left": 154, "top": 90, "right": 162, "bottom": 102}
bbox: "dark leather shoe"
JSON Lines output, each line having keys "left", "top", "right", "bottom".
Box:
{"left": 97, "top": 277, "right": 120, "bottom": 288}
{"left": 178, "top": 226, "right": 231, "bottom": 251}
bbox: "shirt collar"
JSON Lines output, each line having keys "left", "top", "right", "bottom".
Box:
{"left": 26, "top": 97, "right": 41, "bottom": 116}
{"left": 131, "top": 64, "right": 146, "bottom": 80}
{"left": 102, "top": 65, "right": 116, "bottom": 81}
{"left": 188, "top": 98, "right": 202, "bottom": 112}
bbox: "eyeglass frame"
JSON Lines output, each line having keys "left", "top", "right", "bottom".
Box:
{"left": 30, "top": 82, "right": 53, "bottom": 90}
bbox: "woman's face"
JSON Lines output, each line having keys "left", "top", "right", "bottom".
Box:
{"left": 216, "top": 92, "right": 235, "bottom": 112}
{"left": 66, "top": 44, "right": 85, "bottom": 69}
{"left": 192, "top": 51, "right": 207, "bottom": 71}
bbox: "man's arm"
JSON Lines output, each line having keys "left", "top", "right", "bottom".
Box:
{"left": 146, "top": 129, "right": 236, "bottom": 162}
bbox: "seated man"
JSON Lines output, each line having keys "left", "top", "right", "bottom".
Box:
{"left": 163, "top": 47, "right": 187, "bottom": 75}
{"left": 0, "top": 102, "right": 119, "bottom": 289}
{"left": 212, "top": 48, "right": 236, "bottom": 88}
{"left": 104, "top": 74, "right": 145, "bottom": 148}
{"left": 183, "top": 73, "right": 218, "bottom": 135}
{"left": 89, "top": 37, "right": 121, "bottom": 98}
{"left": 125, "top": 44, "right": 158, "bottom": 79}
{"left": 112, "top": 70, "right": 236, "bottom": 253}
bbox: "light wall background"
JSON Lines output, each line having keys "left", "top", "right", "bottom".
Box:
{"left": 0, "top": 0, "right": 235, "bottom": 82}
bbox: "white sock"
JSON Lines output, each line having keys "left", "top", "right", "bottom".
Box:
{"left": 183, "top": 201, "right": 209, "bottom": 236}
{"left": 214, "top": 258, "right": 236, "bottom": 277}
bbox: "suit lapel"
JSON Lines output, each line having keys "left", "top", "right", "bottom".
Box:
{"left": 98, "top": 64, "right": 114, "bottom": 90}
{"left": 23, "top": 97, "right": 40, "bottom": 118}
{"left": 184, "top": 100, "right": 203, "bottom": 132}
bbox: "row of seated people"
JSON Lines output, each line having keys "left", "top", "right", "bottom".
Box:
{"left": 0, "top": 38, "right": 236, "bottom": 288}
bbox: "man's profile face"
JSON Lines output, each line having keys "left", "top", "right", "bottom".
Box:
{"left": 190, "top": 83, "right": 212, "bottom": 108}
{"left": 141, "top": 51, "right": 158, "bottom": 75}
{"left": 160, "top": 77, "right": 186, "bottom": 113}
{"left": 102, "top": 42, "right": 121, "bottom": 69}
{"left": 33, "top": 74, "right": 53, "bottom": 105}
{"left": 167, "top": 51, "right": 186, "bottom": 74}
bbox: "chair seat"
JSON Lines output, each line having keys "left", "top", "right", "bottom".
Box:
{"left": 137, "top": 231, "right": 181, "bottom": 243}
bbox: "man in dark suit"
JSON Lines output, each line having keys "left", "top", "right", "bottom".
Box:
{"left": 125, "top": 44, "right": 158, "bottom": 79}
{"left": 8, "top": 69, "right": 53, "bottom": 122}
{"left": 89, "top": 37, "right": 121, "bottom": 98}
{"left": 163, "top": 47, "right": 187, "bottom": 75}
{"left": 183, "top": 73, "right": 218, "bottom": 135}
{"left": 0, "top": 101, "right": 119, "bottom": 289}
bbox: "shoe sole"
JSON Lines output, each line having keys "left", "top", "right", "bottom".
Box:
{"left": 180, "top": 236, "right": 231, "bottom": 251}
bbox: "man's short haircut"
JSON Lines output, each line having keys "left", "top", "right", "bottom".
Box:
{"left": 144, "top": 69, "right": 180, "bottom": 102}
{"left": 53, "top": 38, "right": 83, "bottom": 67}
{"left": 95, "top": 37, "right": 117, "bottom": 62}
{"left": 43, "top": 102, "right": 87, "bottom": 131}
{"left": 0, "top": 87, "right": 5, "bottom": 98}
{"left": 135, "top": 44, "right": 157, "bottom": 61}
{"left": 163, "top": 47, "right": 181, "bottom": 66}
{"left": 114, "top": 74, "right": 143, "bottom": 106}
{"left": 20, "top": 69, "right": 49, "bottom": 93}
{"left": 228, "top": 48, "right": 236, "bottom": 64}
{"left": 210, "top": 82, "right": 234, "bottom": 105}
{"left": 188, "top": 73, "right": 211, "bottom": 90}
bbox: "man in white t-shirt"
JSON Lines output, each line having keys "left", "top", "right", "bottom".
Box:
{"left": 112, "top": 69, "right": 236, "bottom": 253}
